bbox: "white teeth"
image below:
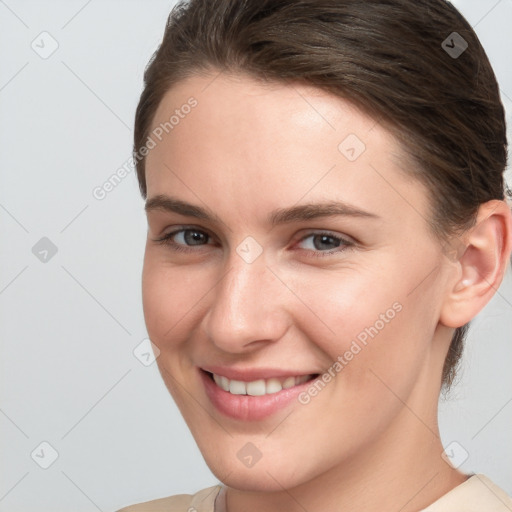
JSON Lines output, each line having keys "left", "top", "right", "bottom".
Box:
{"left": 211, "top": 373, "right": 313, "bottom": 395}
{"left": 229, "top": 380, "right": 246, "bottom": 395}
{"left": 246, "top": 379, "right": 266, "bottom": 396}
{"left": 220, "top": 376, "right": 230, "bottom": 392}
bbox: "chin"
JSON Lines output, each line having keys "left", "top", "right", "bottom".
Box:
{"left": 200, "top": 447, "right": 318, "bottom": 492}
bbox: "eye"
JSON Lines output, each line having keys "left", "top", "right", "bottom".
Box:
{"left": 295, "top": 232, "right": 353, "bottom": 256}
{"left": 153, "top": 227, "right": 354, "bottom": 257}
{"left": 153, "top": 227, "right": 215, "bottom": 252}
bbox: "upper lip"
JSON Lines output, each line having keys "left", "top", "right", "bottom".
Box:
{"left": 201, "top": 366, "right": 319, "bottom": 382}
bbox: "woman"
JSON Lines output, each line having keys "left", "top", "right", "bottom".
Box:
{"left": 117, "top": 0, "right": 512, "bottom": 510}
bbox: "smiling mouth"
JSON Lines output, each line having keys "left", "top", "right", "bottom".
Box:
{"left": 205, "top": 371, "right": 320, "bottom": 396}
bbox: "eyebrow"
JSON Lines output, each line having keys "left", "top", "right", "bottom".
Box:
{"left": 145, "top": 194, "right": 380, "bottom": 226}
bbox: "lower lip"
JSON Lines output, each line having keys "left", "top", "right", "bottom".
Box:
{"left": 200, "top": 369, "right": 317, "bottom": 421}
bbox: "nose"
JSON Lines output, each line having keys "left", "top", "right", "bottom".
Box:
{"left": 202, "top": 250, "right": 291, "bottom": 354}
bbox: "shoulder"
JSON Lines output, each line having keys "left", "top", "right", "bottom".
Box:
{"left": 421, "top": 474, "right": 512, "bottom": 512}
{"left": 115, "top": 484, "right": 222, "bottom": 512}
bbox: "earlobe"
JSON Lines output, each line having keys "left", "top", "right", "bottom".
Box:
{"left": 440, "top": 199, "right": 512, "bottom": 328}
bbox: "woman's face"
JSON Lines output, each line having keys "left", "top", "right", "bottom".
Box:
{"left": 142, "top": 71, "right": 456, "bottom": 490}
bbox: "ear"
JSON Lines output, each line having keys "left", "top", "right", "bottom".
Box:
{"left": 440, "top": 199, "right": 512, "bottom": 328}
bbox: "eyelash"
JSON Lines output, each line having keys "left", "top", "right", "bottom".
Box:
{"left": 153, "top": 227, "right": 354, "bottom": 258}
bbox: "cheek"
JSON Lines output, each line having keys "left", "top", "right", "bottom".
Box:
{"left": 290, "top": 261, "right": 437, "bottom": 392}
{"left": 142, "top": 253, "right": 200, "bottom": 343}
{"left": 288, "top": 265, "right": 403, "bottom": 349}
{"left": 285, "top": 274, "right": 429, "bottom": 450}
{"left": 141, "top": 255, "right": 211, "bottom": 406}
{"left": 141, "top": 252, "right": 226, "bottom": 359}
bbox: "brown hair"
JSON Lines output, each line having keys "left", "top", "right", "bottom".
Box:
{"left": 133, "top": 0, "right": 509, "bottom": 390}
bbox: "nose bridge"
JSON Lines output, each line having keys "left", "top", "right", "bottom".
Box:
{"left": 203, "top": 250, "right": 289, "bottom": 351}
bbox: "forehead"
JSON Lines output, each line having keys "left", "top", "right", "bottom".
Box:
{"left": 144, "top": 71, "right": 430, "bottom": 230}
{"left": 150, "top": 71, "right": 382, "bottom": 143}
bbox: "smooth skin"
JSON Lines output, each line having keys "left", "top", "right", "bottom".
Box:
{"left": 141, "top": 70, "right": 512, "bottom": 512}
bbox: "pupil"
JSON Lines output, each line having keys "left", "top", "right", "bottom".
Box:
{"left": 185, "top": 230, "right": 206, "bottom": 245}
{"left": 314, "top": 235, "right": 339, "bottom": 250}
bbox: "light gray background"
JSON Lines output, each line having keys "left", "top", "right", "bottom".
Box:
{"left": 0, "top": 1, "right": 511, "bottom": 511}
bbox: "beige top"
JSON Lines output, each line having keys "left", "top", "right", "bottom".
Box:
{"left": 115, "top": 474, "right": 512, "bottom": 512}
